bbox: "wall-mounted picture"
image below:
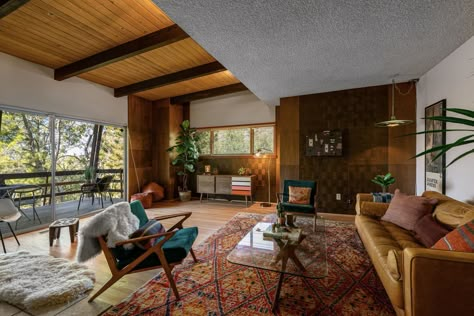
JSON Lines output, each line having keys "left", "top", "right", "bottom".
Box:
{"left": 425, "top": 99, "right": 446, "bottom": 193}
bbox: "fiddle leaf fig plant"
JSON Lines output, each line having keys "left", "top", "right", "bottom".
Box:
{"left": 167, "top": 120, "right": 200, "bottom": 192}
{"left": 413, "top": 108, "right": 474, "bottom": 167}
{"left": 371, "top": 173, "right": 395, "bottom": 193}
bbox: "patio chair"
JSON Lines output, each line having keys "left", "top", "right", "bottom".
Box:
{"left": 88, "top": 201, "right": 198, "bottom": 302}
{"left": 276, "top": 179, "right": 318, "bottom": 231}
{"left": 0, "top": 198, "right": 21, "bottom": 253}
{"left": 77, "top": 175, "right": 114, "bottom": 211}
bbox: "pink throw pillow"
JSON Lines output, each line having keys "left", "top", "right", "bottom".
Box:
{"left": 288, "top": 186, "right": 311, "bottom": 205}
{"left": 413, "top": 214, "right": 449, "bottom": 247}
{"left": 381, "top": 189, "right": 438, "bottom": 231}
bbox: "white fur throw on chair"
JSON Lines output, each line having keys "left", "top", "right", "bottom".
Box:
{"left": 76, "top": 202, "right": 139, "bottom": 263}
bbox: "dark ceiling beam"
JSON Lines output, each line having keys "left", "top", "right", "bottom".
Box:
{"left": 170, "top": 83, "right": 247, "bottom": 104}
{"left": 0, "top": 0, "right": 30, "bottom": 18}
{"left": 54, "top": 24, "right": 189, "bottom": 81}
{"left": 114, "top": 61, "right": 226, "bottom": 97}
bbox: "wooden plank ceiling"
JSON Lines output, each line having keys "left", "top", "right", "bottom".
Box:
{"left": 0, "top": 0, "right": 245, "bottom": 101}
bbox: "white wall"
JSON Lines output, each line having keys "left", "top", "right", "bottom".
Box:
{"left": 190, "top": 90, "right": 275, "bottom": 128}
{"left": 0, "top": 53, "right": 127, "bottom": 126}
{"left": 416, "top": 36, "right": 474, "bottom": 201}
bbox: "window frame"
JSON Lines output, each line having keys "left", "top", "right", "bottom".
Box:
{"left": 196, "top": 122, "right": 276, "bottom": 158}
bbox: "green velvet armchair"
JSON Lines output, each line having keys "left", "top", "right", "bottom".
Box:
{"left": 276, "top": 179, "right": 318, "bottom": 231}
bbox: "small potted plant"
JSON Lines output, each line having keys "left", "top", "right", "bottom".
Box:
{"left": 371, "top": 173, "right": 395, "bottom": 193}
{"left": 167, "top": 120, "right": 200, "bottom": 201}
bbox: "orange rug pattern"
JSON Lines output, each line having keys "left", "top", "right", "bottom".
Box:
{"left": 104, "top": 213, "right": 395, "bottom": 315}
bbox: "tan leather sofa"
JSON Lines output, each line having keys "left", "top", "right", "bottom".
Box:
{"left": 355, "top": 191, "right": 474, "bottom": 316}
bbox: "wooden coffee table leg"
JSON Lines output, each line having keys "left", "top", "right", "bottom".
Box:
{"left": 69, "top": 224, "right": 75, "bottom": 243}
{"left": 272, "top": 272, "right": 285, "bottom": 312}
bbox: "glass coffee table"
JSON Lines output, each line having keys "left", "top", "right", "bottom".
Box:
{"left": 227, "top": 217, "right": 327, "bottom": 312}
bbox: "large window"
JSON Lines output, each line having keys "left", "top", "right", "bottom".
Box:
{"left": 196, "top": 124, "right": 274, "bottom": 156}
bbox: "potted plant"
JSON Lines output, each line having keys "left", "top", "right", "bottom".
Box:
{"left": 167, "top": 120, "right": 200, "bottom": 201}
{"left": 414, "top": 108, "right": 474, "bottom": 166}
{"left": 371, "top": 173, "right": 395, "bottom": 193}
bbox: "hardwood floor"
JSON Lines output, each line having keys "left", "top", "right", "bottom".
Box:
{"left": 0, "top": 200, "right": 354, "bottom": 316}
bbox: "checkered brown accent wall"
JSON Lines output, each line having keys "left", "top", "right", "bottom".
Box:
{"left": 299, "top": 86, "right": 390, "bottom": 214}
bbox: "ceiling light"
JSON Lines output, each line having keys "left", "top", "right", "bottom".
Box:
{"left": 375, "top": 79, "right": 414, "bottom": 127}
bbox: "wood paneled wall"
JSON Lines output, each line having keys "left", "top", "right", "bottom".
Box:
{"left": 128, "top": 95, "right": 153, "bottom": 199}
{"left": 277, "top": 84, "right": 416, "bottom": 214}
{"left": 387, "top": 82, "right": 416, "bottom": 194}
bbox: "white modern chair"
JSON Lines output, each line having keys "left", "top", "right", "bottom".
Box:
{"left": 0, "top": 199, "right": 21, "bottom": 253}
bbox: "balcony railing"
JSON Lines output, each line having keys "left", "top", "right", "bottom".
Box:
{"left": 1, "top": 168, "right": 124, "bottom": 206}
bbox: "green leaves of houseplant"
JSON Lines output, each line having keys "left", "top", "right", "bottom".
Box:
{"left": 413, "top": 108, "right": 474, "bottom": 167}
{"left": 371, "top": 173, "right": 395, "bottom": 193}
{"left": 167, "top": 120, "right": 200, "bottom": 192}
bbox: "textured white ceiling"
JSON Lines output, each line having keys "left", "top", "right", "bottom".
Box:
{"left": 153, "top": 0, "right": 474, "bottom": 105}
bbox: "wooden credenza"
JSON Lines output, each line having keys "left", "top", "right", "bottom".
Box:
{"left": 197, "top": 175, "right": 256, "bottom": 206}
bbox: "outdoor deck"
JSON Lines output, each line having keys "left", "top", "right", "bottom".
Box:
{"left": 0, "top": 196, "right": 125, "bottom": 236}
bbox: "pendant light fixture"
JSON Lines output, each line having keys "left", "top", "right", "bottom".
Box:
{"left": 375, "top": 79, "right": 414, "bottom": 127}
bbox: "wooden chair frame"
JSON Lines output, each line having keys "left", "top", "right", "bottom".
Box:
{"left": 88, "top": 212, "right": 197, "bottom": 302}
{"left": 276, "top": 181, "right": 319, "bottom": 231}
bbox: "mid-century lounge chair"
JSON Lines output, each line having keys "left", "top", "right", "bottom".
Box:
{"left": 0, "top": 198, "right": 21, "bottom": 253}
{"left": 88, "top": 201, "right": 198, "bottom": 302}
{"left": 276, "top": 179, "right": 318, "bottom": 231}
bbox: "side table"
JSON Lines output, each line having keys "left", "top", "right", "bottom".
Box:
{"left": 49, "top": 218, "right": 79, "bottom": 246}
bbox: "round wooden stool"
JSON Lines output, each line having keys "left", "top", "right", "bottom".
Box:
{"left": 49, "top": 218, "right": 79, "bottom": 246}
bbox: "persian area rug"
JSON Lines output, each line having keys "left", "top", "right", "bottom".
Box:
{"left": 0, "top": 250, "right": 95, "bottom": 311}
{"left": 104, "top": 213, "right": 395, "bottom": 315}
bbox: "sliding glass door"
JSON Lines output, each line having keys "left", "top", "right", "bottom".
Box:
{"left": 0, "top": 106, "right": 126, "bottom": 234}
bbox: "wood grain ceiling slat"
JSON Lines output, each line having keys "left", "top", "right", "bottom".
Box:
{"left": 134, "top": 71, "right": 240, "bottom": 100}
{"left": 114, "top": 61, "right": 226, "bottom": 97}
{"left": 170, "top": 83, "right": 248, "bottom": 104}
{"left": 79, "top": 38, "right": 216, "bottom": 88}
{"left": 0, "top": 0, "right": 174, "bottom": 68}
{"left": 0, "top": 0, "right": 30, "bottom": 18}
{"left": 55, "top": 24, "right": 189, "bottom": 80}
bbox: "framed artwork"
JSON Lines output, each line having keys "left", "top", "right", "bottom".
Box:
{"left": 424, "top": 99, "right": 446, "bottom": 193}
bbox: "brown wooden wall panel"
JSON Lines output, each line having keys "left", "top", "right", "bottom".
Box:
{"left": 388, "top": 82, "right": 417, "bottom": 194}
{"left": 279, "top": 96, "right": 300, "bottom": 191}
{"left": 298, "top": 86, "right": 390, "bottom": 214}
{"left": 128, "top": 95, "right": 153, "bottom": 199}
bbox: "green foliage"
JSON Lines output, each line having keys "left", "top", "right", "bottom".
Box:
{"left": 413, "top": 108, "right": 474, "bottom": 167}
{"left": 167, "top": 120, "right": 200, "bottom": 192}
{"left": 213, "top": 128, "right": 250, "bottom": 154}
{"left": 371, "top": 173, "right": 395, "bottom": 192}
{"left": 84, "top": 165, "right": 96, "bottom": 181}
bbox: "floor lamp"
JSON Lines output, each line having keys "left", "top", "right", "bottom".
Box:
{"left": 255, "top": 148, "right": 272, "bottom": 207}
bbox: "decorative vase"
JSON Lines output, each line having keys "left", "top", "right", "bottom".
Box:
{"left": 179, "top": 191, "right": 192, "bottom": 202}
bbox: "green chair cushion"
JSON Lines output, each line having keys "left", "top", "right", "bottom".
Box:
{"left": 130, "top": 200, "right": 149, "bottom": 227}
{"left": 280, "top": 202, "right": 315, "bottom": 214}
{"left": 114, "top": 226, "right": 198, "bottom": 270}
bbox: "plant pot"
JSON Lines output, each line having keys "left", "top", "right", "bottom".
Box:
{"left": 179, "top": 191, "right": 192, "bottom": 202}
{"left": 278, "top": 217, "right": 286, "bottom": 226}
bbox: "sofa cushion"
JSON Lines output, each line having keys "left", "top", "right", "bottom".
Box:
{"left": 413, "top": 214, "right": 450, "bottom": 247}
{"left": 381, "top": 189, "right": 438, "bottom": 231}
{"left": 432, "top": 220, "right": 474, "bottom": 252}
{"left": 423, "top": 191, "right": 474, "bottom": 228}
{"left": 460, "top": 210, "right": 474, "bottom": 226}
{"left": 387, "top": 249, "right": 402, "bottom": 281}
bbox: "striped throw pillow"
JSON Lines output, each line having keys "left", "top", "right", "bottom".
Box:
{"left": 130, "top": 219, "right": 166, "bottom": 250}
{"left": 432, "top": 220, "right": 474, "bottom": 252}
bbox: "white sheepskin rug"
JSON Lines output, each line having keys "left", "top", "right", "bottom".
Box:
{"left": 0, "top": 250, "right": 95, "bottom": 310}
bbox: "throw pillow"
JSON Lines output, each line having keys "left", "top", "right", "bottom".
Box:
{"left": 130, "top": 200, "right": 149, "bottom": 227}
{"left": 129, "top": 219, "right": 166, "bottom": 250}
{"left": 413, "top": 214, "right": 450, "bottom": 247}
{"left": 381, "top": 189, "right": 438, "bottom": 231}
{"left": 432, "top": 220, "right": 474, "bottom": 252}
{"left": 372, "top": 192, "right": 393, "bottom": 203}
{"left": 288, "top": 186, "right": 311, "bottom": 204}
